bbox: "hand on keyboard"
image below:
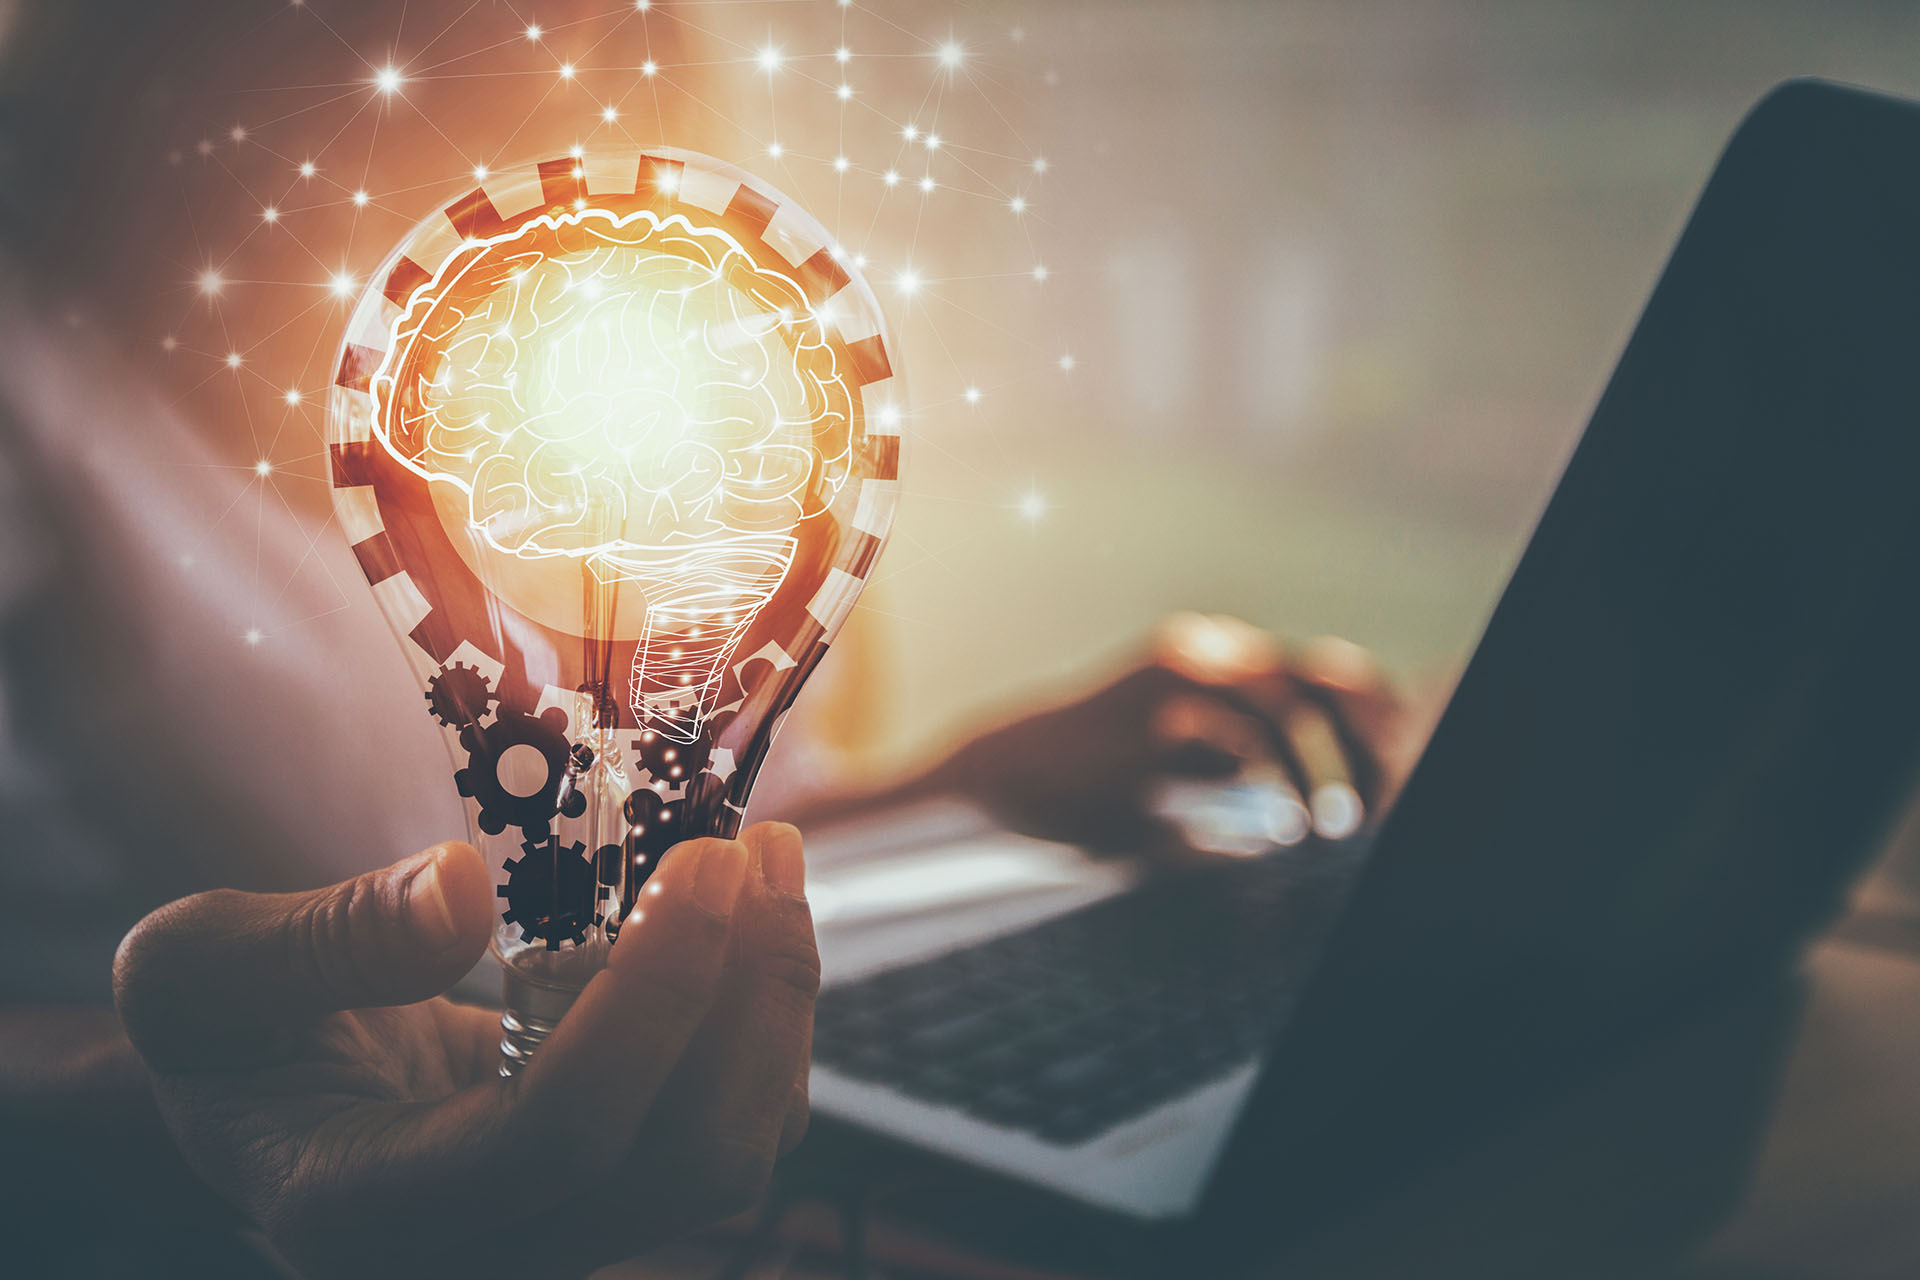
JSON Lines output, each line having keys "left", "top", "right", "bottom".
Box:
{"left": 914, "top": 615, "right": 1420, "bottom": 865}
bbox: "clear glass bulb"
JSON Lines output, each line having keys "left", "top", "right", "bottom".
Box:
{"left": 326, "top": 149, "right": 900, "bottom": 1072}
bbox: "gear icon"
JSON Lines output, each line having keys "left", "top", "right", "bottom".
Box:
{"left": 455, "top": 706, "right": 588, "bottom": 836}
{"left": 498, "top": 838, "right": 605, "bottom": 950}
{"left": 631, "top": 720, "right": 710, "bottom": 789}
{"left": 620, "top": 771, "right": 731, "bottom": 888}
{"left": 425, "top": 661, "right": 496, "bottom": 728}
{"left": 621, "top": 785, "right": 681, "bottom": 851}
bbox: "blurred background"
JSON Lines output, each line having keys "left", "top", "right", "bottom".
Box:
{"left": 11, "top": 0, "right": 1920, "bottom": 772}
{"left": 8, "top": 4, "right": 1920, "bottom": 1277}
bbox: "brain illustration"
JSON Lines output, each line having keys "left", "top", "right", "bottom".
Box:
{"left": 373, "top": 208, "right": 854, "bottom": 567}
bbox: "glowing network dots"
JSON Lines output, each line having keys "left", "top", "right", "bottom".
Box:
{"left": 158, "top": 0, "right": 1068, "bottom": 644}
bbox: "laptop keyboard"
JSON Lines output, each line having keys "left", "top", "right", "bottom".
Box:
{"left": 812, "top": 842, "right": 1361, "bottom": 1146}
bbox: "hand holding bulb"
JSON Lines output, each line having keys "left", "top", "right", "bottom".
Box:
{"left": 112, "top": 825, "right": 817, "bottom": 1280}
{"left": 330, "top": 149, "right": 898, "bottom": 1069}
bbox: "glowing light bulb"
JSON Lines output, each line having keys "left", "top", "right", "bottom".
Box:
{"left": 327, "top": 149, "right": 901, "bottom": 1071}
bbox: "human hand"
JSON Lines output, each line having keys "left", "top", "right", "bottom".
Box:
{"left": 920, "top": 614, "right": 1428, "bottom": 861}
{"left": 112, "top": 825, "right": 817, "bottom": 1280}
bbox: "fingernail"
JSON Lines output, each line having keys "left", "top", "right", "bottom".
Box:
{"left": 692, "top": 843, "right": 748, "bottom": 918}
{"left": 409, "top": 850, "right": 458, "bottom": 949}
{"left": 760, "top": 827, "right": 806, "bottom": 898}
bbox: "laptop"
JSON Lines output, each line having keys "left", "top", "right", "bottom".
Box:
{"left": 802, "top": 79, "right": 1920, "bottom": 1270}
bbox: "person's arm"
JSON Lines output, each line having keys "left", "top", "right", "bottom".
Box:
{"left": 794, "top": 614, "right": 1433, "bottom": 860}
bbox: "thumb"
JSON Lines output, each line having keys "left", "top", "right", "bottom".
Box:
{"left": 114, "top": 842, "right": 492, "bottom": 1072}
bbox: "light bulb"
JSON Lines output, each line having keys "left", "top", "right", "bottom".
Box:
{"left": 326, "top": 149, "right": 901, "bottom": 1072}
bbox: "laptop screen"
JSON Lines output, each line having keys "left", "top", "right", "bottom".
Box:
{"left": 1204, "top": 80, "right": 1920, "bottom": 1233}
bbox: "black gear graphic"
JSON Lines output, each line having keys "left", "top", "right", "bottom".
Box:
{"left": 619, "top": 771, "right": 732, "bottom": 891}
{"left": 594, "top": 843, "right": 624, "bottom": 887}
{"left": 621, "top": 786, "right": 682, "bottom": 854}
{"left": 631, "top": 720, "right": 710, "bottom": 787}
{"left": 425, "top": 662, "right": 495, "bottom": 728}
{"left": 497, "top": 838, "right": 605, "bottom": 950}
{"left": 455, "top": 706, "right": 586, "bottom": 836}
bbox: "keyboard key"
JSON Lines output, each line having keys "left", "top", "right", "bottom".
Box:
{"left": 813, "top": 843, "right": 1361, "bottom": 1145}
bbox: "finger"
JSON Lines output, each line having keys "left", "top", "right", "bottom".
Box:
{"left": 509, "top": 835, "right": 747, "bottom": 1178}
{"left": 114, "top": 842, "right": 492, "bottom": 1071}
{"left": 1150, "top": 694, "right": 1264, "bottom": 777}
{"left": 1152, "top": 611, "right": 1285, "bottom": 684}
{"left": 635, "top": 823, "right": 819, "bottom": 1203}
{"left": 1279, "top": 698, "right": 1367, "bottom": 840}
{"left": 1294, "top": 635, "right": 1400, "bottom": 810}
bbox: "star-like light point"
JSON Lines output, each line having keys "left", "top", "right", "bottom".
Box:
{"left": 154, "top": 2, "right": 1063, "bottom": 672}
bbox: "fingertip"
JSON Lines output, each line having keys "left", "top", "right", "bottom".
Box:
{"left": 431, "top": 841, "right": 495, "bottom": 952}
{"left": 746, "top": 823, "right": 805, "bottom": 898}
{"left": 611, "top": 838, "right": 746, "bottom": 954}
{"left": 1298, "top": 634, "right": 1383, "bottom": 693}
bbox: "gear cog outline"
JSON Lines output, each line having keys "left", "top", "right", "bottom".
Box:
{"left": 497, "top": 837, "right": 606, "bottom": 951}
{"left": 455, "top": 705, "right": 588, "bottom": 837}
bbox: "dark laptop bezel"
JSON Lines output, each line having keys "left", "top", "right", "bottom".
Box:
{"left": 802, "top": 78, "right": 1920, "bottom": 1278}
{"left": 1190, "top": 77, "right": 1920, "bottom": 1268}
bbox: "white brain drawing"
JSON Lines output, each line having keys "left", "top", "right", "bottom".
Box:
{"left": 380, "top": 210, "right": 852, "bottom": 561}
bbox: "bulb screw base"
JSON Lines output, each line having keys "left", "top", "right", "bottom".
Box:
{"left": 498, "top": 967, "right": 583, "bottom": 1077}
